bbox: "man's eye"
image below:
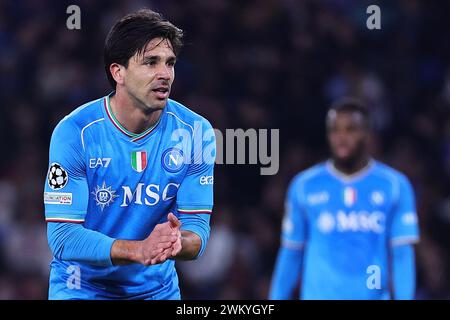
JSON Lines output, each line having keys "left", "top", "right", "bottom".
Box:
{"left": 167, "top": 61, "right": 175, "bottom": 67}
{"left": 145, "top": 61, "right": 156, "bottom": 66}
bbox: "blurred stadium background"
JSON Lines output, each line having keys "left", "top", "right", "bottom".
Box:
{"left": 1, "top": 0, "right": 450, "bottom": 299}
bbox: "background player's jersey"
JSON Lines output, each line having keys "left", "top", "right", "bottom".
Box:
{"left": 44, "top": 93, "right": 216, "bottom": 299}
{"left": 281, "top": 160, "right": 419, "bottom": 299}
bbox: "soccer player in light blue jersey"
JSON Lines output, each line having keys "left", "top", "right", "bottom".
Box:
{"left": 43, "top": 9, "right": 216, "bottom": 300}
{"left": 270, "top": 98, "right": 419, "bottom": 300}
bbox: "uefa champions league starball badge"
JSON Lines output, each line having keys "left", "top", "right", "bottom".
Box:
{"left": 47, "top": 163, "right": 69, "bottom": 190}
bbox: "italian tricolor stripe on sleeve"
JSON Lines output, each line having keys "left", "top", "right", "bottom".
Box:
{"left": 178, "top": 208, "right": 213, "bottom": 214}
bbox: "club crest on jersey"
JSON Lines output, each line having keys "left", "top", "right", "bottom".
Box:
{"left": 162, "top": 148, "right": 185, "bottom": 173}
{"left": 131, "top": 151, "right": 147, "bottom": 172}
{"left": 92, "top": 181, "right": 118, "bottom": 211}
{"left": 371, "top": 191, "right": 385, "bottom": 205}
{"left": 343, "top": 187, "right": 357, "bottom": 207}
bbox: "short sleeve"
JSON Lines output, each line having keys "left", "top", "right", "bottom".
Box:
{"left": 281, "top": 176, "right": 307, "bottom": 249}
{"left": 390, "top": 174, "right": 420, "bottom": 246}
{"left": 44, "top": 118, "right": 88, "bottom": 223}
{"left": 176, "top": 119, "right": 216, "bottom": 214}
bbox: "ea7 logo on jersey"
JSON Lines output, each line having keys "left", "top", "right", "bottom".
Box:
{"left": 89, "top": 158, "right": 111, "bottom": 168}
{"left": 47, "top": 163, "right": 68, "bottom": 190}
{"left": 307, "top": 191, "right": 329, "bottom": 205}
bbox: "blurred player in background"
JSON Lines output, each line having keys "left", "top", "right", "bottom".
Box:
{"left": 43, "top": 9, "right": 216, "bottom": 299}
{"left": 269, "top": 98, "right": 419, "bottom": 300}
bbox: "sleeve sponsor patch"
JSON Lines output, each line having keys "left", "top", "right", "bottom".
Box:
{"left": 44, "top": 192, "right": 73, "bottom": 205}
{"left": 401, "top": 212, "right": 418, "bottom": 225}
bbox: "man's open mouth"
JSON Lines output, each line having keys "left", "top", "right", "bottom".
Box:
{"left": 152, "top": 87, "right": 169, "bottom": 99}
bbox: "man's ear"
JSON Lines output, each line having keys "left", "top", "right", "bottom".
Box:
{"left": 110, "top": 63, "right": 125, "bottom": 86}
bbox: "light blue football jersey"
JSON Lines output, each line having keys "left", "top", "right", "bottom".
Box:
{"left": 43, "top": 93, "right": 216, "bottom": 299}
{"left": 281, "top": 160, "right": 419, "bottom": 299}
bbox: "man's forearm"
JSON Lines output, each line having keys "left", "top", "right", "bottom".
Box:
{"left": 112, "top": 231, "right": 201, "bottom": 264}
{"left": 49, "top": 221, "right": 200, "bottom": 267}
{"left": 48, "top": 221, "right": 142, "bottom": 266}
{"left": 47, "top": 222, "right": 116, "bottom": 266}
{"left": 174, "top": 231, "right": 202, "bottom": 260}
{"left": 110, "top": 239, "right": 143, "bottom": 265}
{"left": 111, "top": 228, "right": 179, "bottom": 266}
{"left": 177, "top": 213, "right": 211, "bottom": 258}
{"left": 392, "top": 244, "right": 416, "bottom": 299}
{"left": 269, "top": 246, "right": 303, "bottom": 299}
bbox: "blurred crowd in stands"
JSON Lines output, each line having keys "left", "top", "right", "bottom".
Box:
{"left": 0, "top": 0, "right": 450, "bottom": 299}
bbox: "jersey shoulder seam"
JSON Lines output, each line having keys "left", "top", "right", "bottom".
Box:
{"left": 80, "top": 118, "right": 105, "bottom": 150}
{"left": 166, "top": 99, "right": 211, "bottom": 134}
{"left": 54, "top": 97, "right": 105, "bottom": 153}
{"left": 370, "top": 162, "right": 408, "bottom": 205}
{"left": 291, "top": 162, "right": 327, "bottom": 206}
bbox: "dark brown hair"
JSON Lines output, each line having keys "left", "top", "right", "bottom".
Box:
{"left": 104, "top": 9, "right": 183, "bottom": 88}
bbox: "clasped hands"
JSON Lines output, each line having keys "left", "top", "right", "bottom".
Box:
{"left": 138, "top": 212, "right": 182, "bottom": 266}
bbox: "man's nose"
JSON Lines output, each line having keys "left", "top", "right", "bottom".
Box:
{"left": 156, "top": 65, "right": 171, "bottom": 80}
